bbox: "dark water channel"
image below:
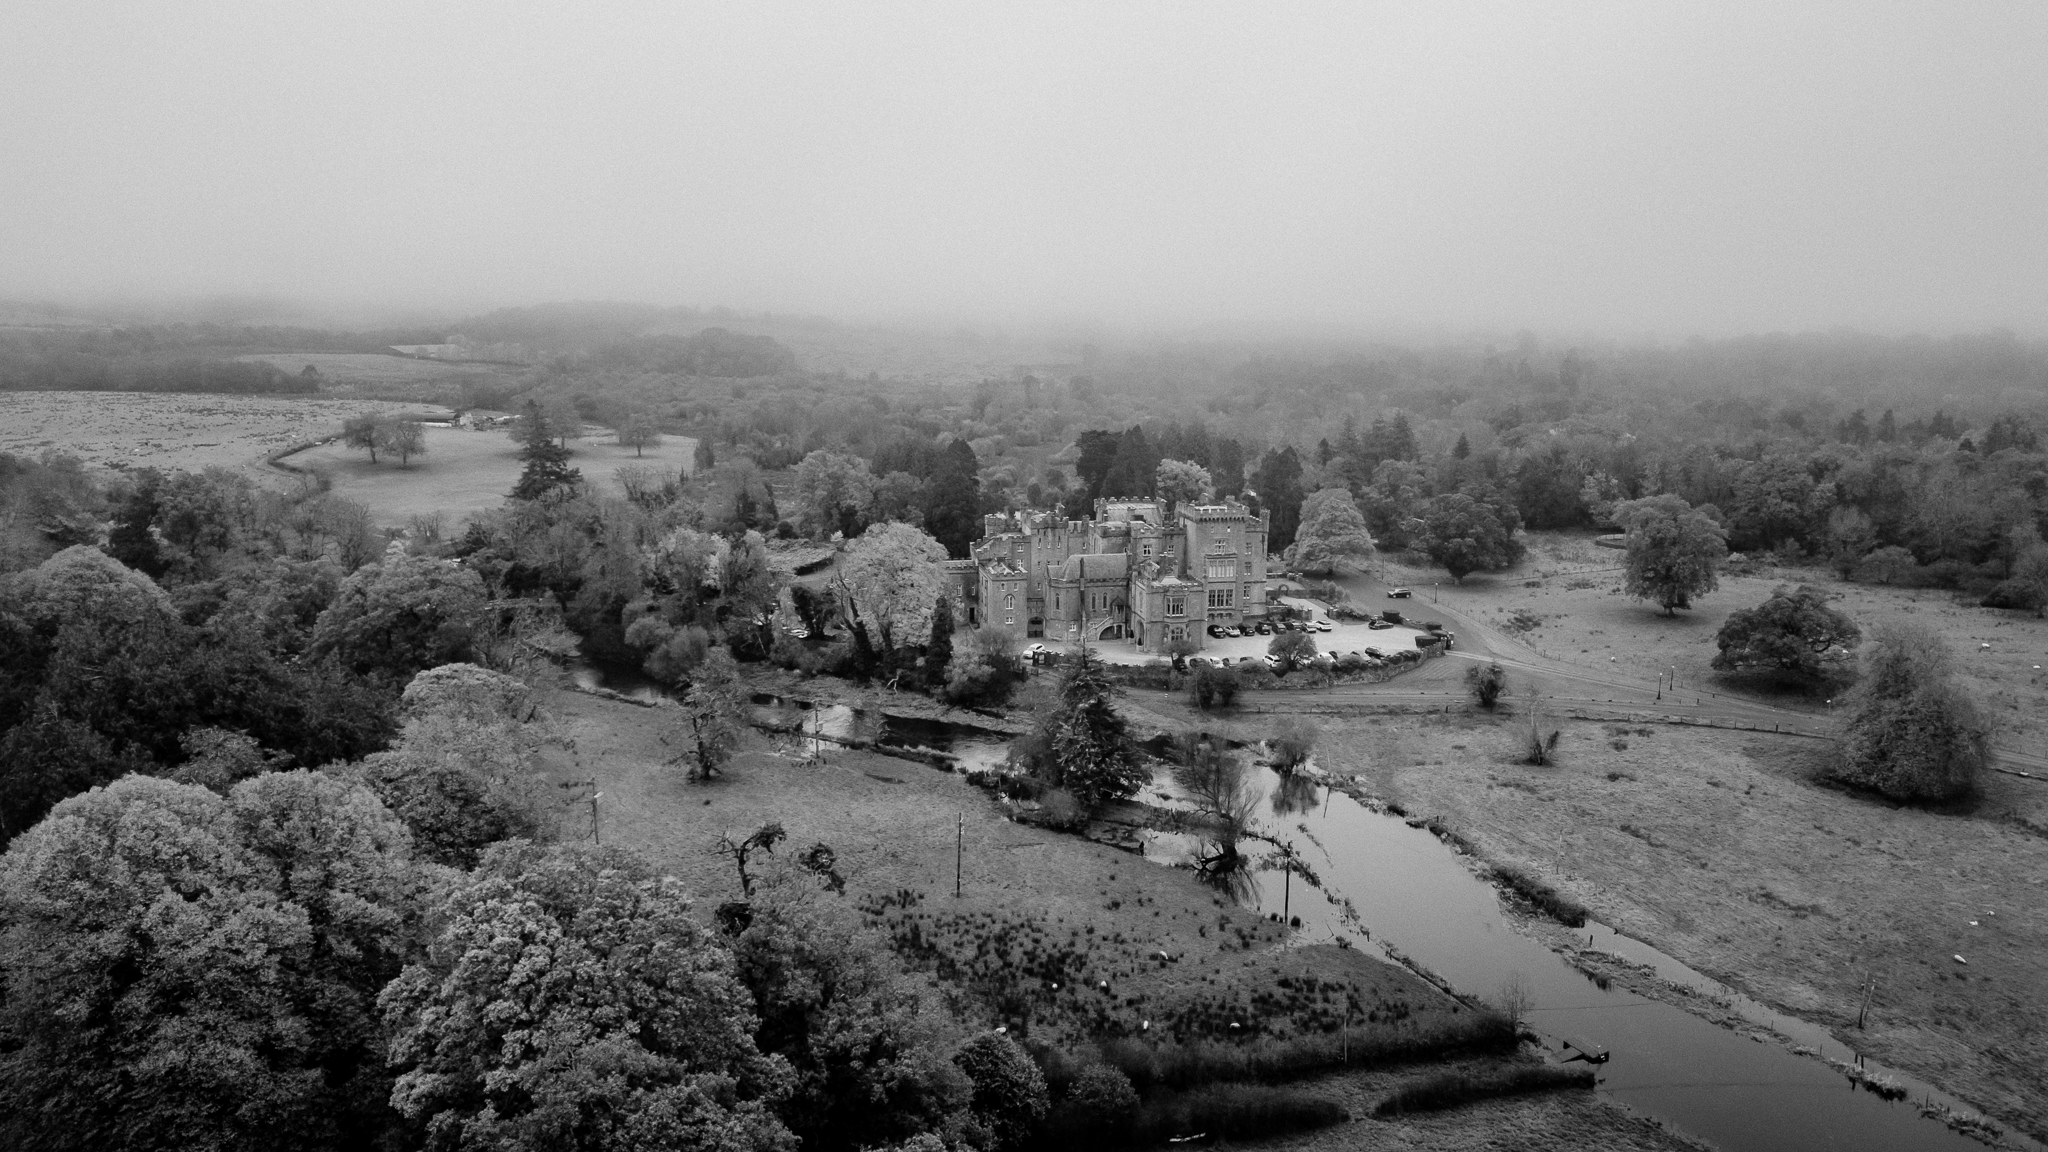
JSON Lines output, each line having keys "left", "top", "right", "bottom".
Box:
{"left": 566, "top": 660, "right": 1010, "bottom": 773}
{"left": 1148, "top": 762, "right": 2025, "bottom": 1152}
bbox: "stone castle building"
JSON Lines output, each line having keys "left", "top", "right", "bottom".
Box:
{"left": 948, "top": 496, "right": 1271, "bottom": 652}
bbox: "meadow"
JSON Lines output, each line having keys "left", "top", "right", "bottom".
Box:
{"left": 284, "top": 424, "right": 699, "bottom": 529}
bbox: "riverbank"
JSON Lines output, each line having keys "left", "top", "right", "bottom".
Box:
{"left": 540, "top": 686, "right": 1698, "bottom": 1150}
{"left": 1294, "top": 709, "right": 2048, "bottom": 1144}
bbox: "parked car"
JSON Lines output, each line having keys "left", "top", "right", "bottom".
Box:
{"left": 785, "top": 626, "right": 811, "bottom": 639}
{"left": 1225, "top": 625, "right": 1243, "bottom": 638}
{"left": 1264, "top": 654, "right": 1284, "bottom": 670}
{"left": 1387, "top": 587, "right": 1413, "bottom": 598}
{"left": 1415, "top": 633, "right": 1444, "bottom": 648}
{"left": 1363, "top": 646, "right": 1385, "bottom": 658}
{"left": 1310, "top": 620, "right": 1333, "bottom": 633}
{"left": 1254, "top": 621, "right": 1273, "bottom": 634}
{"left": 1028, "top": 643, "right": 1046, "bottom": 656}
{"left": 1366, "top": 618, "right": 1393, "bottom": 630}
{"left": 1207, "top": 624, "right": 1227, "bottom": 639}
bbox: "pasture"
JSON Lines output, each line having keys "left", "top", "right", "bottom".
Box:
{"left": 1385, "top": 531, "right": 2048, "bottom": 748}
{"left": 284, "top": 424, "right": 699, "bottom": 529}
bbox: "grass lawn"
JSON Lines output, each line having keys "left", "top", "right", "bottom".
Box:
{"left": 285, "top": 426, "right": 698, "bottom": 529}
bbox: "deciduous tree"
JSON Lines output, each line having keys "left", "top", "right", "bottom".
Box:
{"left": 1834, "top": 623, "right": 1988, "bottom": 802}
{"left": 1711, "top": 585, "right": 1861, "bottom": 683}
{"left": 1418, "top": 492, "right": 1520, "bottom": 582}
{"left": 1290, "top": 487, "right": 1375, "bottom": 575}
{"left": 1153, "top": 458, "right": 1214, "bottom": 509}
{"left": 617, "top": 411, "right": 663, "bottom": 457}
{"left": 676, "top": 648, "right": 747, "bottom": 781}
{"left": 1615, "top": 494, "right": 1728, "bottom": 614}
{"left": 309, "top": 552, "right": 489, "bottom": 680}
{"left": 0, "top": 772, "right": 428, "bottom": 1152}
{"left": 380, "top": 841, "right": 794, "bottom": 1152}
{"left": 832, "top": 522, "right": 950, "bottom": 660}
{"left": 793, "top": 450, "right": 877, "bottom": 539}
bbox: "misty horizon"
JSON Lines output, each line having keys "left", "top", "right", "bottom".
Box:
{"left": 5, "top": 3, "right": 2046, "bottom": 338}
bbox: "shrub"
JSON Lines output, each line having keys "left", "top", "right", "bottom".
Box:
{"left": 1833, "top": 622, "right": 1988, "bottom": 802}
{"left": 1189, "top": 662, "right": 1242, "bottom": 710}
{"left": 1465, "top": 661, "right": 1508, "bottom": 709}
{"left": 1025, "top": 787, "right": 1087, "bottom": 830}
{"left": 1374, "top": 1063, "right": 1594, "bottom": 1116}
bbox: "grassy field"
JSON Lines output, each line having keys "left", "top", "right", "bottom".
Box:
{"left": 1383, "top": 531, "right": 2048, "bottom": 748}
{"left": 0, "top": 389, "right": 419, "bottom": 480}
{"left": 540, "top": 686, "right": 1695, "bottom": 1150}
{"left": 285, "top": 425, "right": 698, "bottom": 529}
{"left": 1234, "top": 709, "right": 2048, "bottom": 1142}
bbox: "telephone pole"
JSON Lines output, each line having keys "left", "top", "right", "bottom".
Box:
{"left": 955, "top": 812, "right": 964, "bottom": 898}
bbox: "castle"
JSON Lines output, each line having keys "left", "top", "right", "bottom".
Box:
{"left": 947, "top": 496, "right": 1271, "bottom": 653}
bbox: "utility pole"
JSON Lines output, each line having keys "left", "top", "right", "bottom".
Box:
{"left": 955, "top": 811, "right": 964, "bottom": 898}
{"left": 591, "top": 791, "right": 603, "bottom": 844}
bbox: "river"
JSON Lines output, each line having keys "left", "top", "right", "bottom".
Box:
{"left": 569, "top": 659, "right": 2023, "bottom": 1150}
{"left": 1150, "top": 760, "right": 2024, "bottom": 1152}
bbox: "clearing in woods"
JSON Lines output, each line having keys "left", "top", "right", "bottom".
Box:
{"left": 283, "top": 424, "right": 699, "bottom": 529}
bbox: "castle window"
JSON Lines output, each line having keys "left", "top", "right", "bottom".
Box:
{"left": 1206, "top": 561, "right": 1234, "bottom": 580}
{"left": 1005, "top": 594, "right": 1016, "bottom": 611}
{"left": 1206, "top": 587, "right": 1234, "bottom": 610}
{"left": 1165, "top": 594, "right": 1185, "bottom": 617}
{"left": 1242, "top": 558, "right": 1251, "bottom": 574}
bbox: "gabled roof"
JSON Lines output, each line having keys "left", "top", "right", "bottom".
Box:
{"left": 1056, "top": 553, "right": 1128, "bottom": 583}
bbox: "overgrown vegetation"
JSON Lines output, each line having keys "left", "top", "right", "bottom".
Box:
{"left": 1374, "top": 1063, "right": 1595, "bottom": 1116}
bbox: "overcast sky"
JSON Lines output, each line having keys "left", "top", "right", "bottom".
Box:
{"left": 3, "top": 2, "right": 2044, "bottom": 336}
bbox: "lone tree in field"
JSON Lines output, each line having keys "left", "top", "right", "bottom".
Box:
{"left": 1834, "top": 622, "right": 1989, "bottom": 802}
{"left": 617, "top": 411, "right": 662, "bottom": 457}
{"left": 342, "top": 413, "right": 387, "bottom": 463}
{"left": 1466, "top": 660, "right": 1508, "bottom": 709}
{"left": 1615, "top": 494, "right": 1728, "bottom": 615}
{"left": 379, "top": 418, "right": 427, "bottom": 467}
{"left": 1419, "top": 492, "right": 1520, "bottom": 582}
{"left": 674, "top": 648, "right": 747, "bottom": 781}
{"left": 1712, "top": 584, "right": 1860, "bottom": 685}
{"left": 1291, "top": 487, "right": 1376, "bottom": 575}
{"left": 510, "top": 399, "right": 582, "bottom": 500}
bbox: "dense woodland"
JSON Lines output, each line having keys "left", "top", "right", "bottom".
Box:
{"left": 0, "top": 307, "right": 2045, "bottom": 1149}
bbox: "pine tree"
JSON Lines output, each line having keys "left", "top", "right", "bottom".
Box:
{"left": 510, "top": 400, "right": 581, "bottom": 501}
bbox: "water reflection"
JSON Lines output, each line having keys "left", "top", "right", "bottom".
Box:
{"left": 1268, "top": 770, "right": 1321, "bottom": 816}
{"left": 1193, "top": 838, "right": 1263, "bottom": 906}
